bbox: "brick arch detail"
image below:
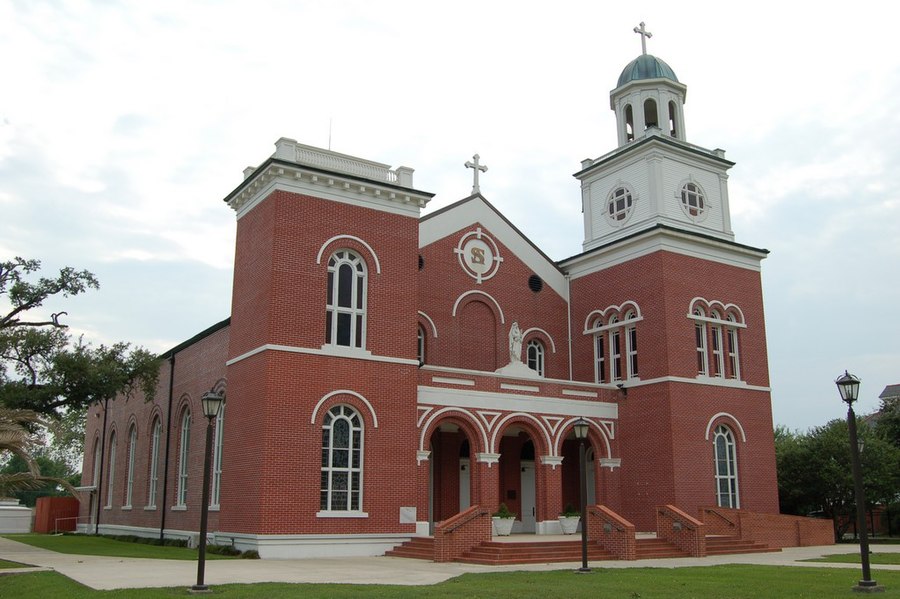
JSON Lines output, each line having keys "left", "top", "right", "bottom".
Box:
{"left": 553, "top": 417, "right": 612, "bottom": 458}
{"left": 310, "top": 389, "right": 379, "bottom": 429}
{"left": 315, "top": 234, "right": 382, "bottom": 274}
{"left": 704, "top": 412, "right": 747, "bottom": 442}
{"left": 451, "top": 290, "right": 506, "bottom": 324}
{"left": 521, "top": 327, "right": 557, "bottom": 353}
{"left": 489, "top": 412, "right": 552, "bottom": 456}
{"left": 418, "top": 407, "right": 488, "bottom": 455}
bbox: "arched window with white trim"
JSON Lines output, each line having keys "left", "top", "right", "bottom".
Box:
{"left": 176, "top": 410, "right": 191, "bottom": 507}
{"left": 593, "top": 319, "right": 606, "bottom": 383}
{"left": 105, "top": 432, "right": 116, "bottom": 508}
{"left": 609, "top": 316, "right": 622, "bottom": 382}
{"left": 124, "top": 424, "right": 136, "bottom": 507}
{"left": 211, "top": 404, "right": 225, "bottom": 507}
{"left": 713, "top": 425, "right": 739, "bottom": 508}
{"left": 326, "top": 250, "right": 367, "bottom": 348}
{"left": 417, "top": 325, "right": 426, "bottom": 364}
{"left": 693, "top": 308, "right": 708, "bottom": 376}
{"left": 148, "top": 418, "right": 161, "bottom": 508}
{"left": 624, "top": 310, "right": 639, "bottom": 378}
{"left": 710, "top": 310, "right": 725, "bottom": 378}
{"left": 726, "top": 314, "right": 741, "bottom": 380}
{"left": 526, "top": 339, "right": 545, "bottom": 377}
{"left": 320, "top": 405, "right": 364, "bottom": 512}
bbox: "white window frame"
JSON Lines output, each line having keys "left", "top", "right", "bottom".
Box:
{"left": 693, "top": 309, "right": 709, "bottom": 376}
{"left": 624, "top": 311, "right": 639, "bottom": 379}
{"left": 176, "top": 411, "right": 191, "bottom": 507}
{"left": 326, "top": 250, "right": 367, "bottom": 349}
{"left": 593, "top": 328, "right": 606, "bottom": 383}
{"left": 727, "top": 314, "right": 741, "bottom": 380}
{"left": 105, "top": 432, "right": 116, "bottom": 508}
{"left": 713, "top": 425, "right": 739, "bottom": 508}
{"left": 710, "top": 311, "right": 725, "bottom": 378}
{"left": 211, "top": 404, "right": 225, "bottom": 508}
{"left": 609, "top": 317, "right": 623, "bottom": 382}
{"left": 417, "top": 325, "right": 426, "bottom": 364}
{"left": 320, "top": 405, "right": 364, "bottom": 513}
{"left": 92, "top": 440, "right": 101, "bottom": 486}
{"left": 124, "top": 425, "right": 136, "bottom": 508}
{"left": 148, "top": 418, "right": 161, "bottom": 508}
{"left": 526, "top": 339, "right": 545, "bottom": 377}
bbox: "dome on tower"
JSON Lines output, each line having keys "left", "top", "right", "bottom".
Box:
{"left": 616, "top": 54, "right": 679, "bottom": 87}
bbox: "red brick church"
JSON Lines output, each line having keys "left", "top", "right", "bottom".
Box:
{"left": 79, "top": 39, "right": 810, "bottom": 559}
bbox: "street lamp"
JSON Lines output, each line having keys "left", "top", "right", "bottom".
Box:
{"left": 834, "top": 371, "right": 883, "bottom": 593}
{"left": 573, "top": 418, "right": 590, "bottom": 573}
{"left": 192, "top": 391, "right": 224, "bottom": 593}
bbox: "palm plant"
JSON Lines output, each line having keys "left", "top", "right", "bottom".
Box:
{"left": 0, "top": 407, "right": 76, "bottom": 499}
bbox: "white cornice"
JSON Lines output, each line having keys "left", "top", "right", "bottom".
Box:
{"left": 225, "top": 343, "right": 418, "bottom": 367}
{"left": 227, "top": 163, "right": 431, "bottom": 220}
{"left": 619, "top": 375, "right": 770, "bottom": 392}
{"left": 562, "top": 227, "right": 766, "bottom": 279}
{"left": 417, "top": 385, "right": 618, "bottom": 420}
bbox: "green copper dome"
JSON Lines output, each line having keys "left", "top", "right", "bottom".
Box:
{"left": 617, "top": 54, "right": 679, "bottom": 87}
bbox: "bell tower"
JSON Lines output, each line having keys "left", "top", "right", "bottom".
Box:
{"left": 576, "top": 24, "right": 735, "bottom": 251}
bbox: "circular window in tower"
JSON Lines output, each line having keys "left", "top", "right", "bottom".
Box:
{"left": 679, "top": 180, "right": 708, "bottom": 221}
{"left": 606, "top": 185, "right": 635, "bottom": 226}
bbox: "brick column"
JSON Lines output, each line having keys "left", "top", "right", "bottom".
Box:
{"left": 538, "top": 456, "right": 564, "bottom": 523}
{"left": 474, "top": 453, "right": 501, "bottom": 511}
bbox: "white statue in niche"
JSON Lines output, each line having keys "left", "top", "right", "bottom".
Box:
{"left": 509, "top": 322, "right": 524, "bottom": 364}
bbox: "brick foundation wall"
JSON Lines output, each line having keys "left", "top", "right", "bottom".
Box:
{"left": 699, "top": 506, "right": 834, "bottom": 548}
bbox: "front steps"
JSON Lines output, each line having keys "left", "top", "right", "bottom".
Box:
{"left": 386, "top": 534, "right": 778, "bottom": 564}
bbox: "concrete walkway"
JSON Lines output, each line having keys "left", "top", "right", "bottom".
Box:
{"left": 1, "top": 536, "right": 899, "bottom": 591}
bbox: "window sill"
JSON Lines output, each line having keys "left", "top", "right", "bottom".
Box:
{"left": 316, "top": 510, "right": 369, "bottom": 519}
{"left": 319, "top": 345, "right": 372, "bottom": 359}
{"left": 103, "top": 506, "right": 112, "bottom": 511}
{"left": 121, "top": 506, "right": 132, "bottom": 511}
{"left": 209, "top": 505, "right": 220, "bottom": 512}
{"left": 143, "top": 506, "right": 157, "bottom": 511}
{"left": 171, "top": 505, "right": 187, "bottom": 512}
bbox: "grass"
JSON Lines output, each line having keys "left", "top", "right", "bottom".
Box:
{"left": 2, "top": 565, "right": 900, "bottom": 598}
{"left": 0, "top": 558, "right": 30, "bottom": 569}
{"left": 2, "top": 534, "right": 239, "bottom": 561}
{"left": 805, "top": 552, "right": 900, "bottom": 565}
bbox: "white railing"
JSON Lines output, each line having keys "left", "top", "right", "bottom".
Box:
{"left": 272, "top": 138, "right": 414, "bottom": 187}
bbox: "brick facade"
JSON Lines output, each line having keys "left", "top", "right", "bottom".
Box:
{"left": 78, "top": 55, "right": 790, "bottom": 557}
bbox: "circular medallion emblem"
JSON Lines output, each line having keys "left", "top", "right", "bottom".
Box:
{"left": 454, "top": 228, "right": 502, "bottom": 283}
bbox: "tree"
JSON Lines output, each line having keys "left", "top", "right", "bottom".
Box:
{"left": 775, "top": 418, "right": 900, "bottom": 540}
{"left": 0, "top": 407, "right": 76, "bottom": 500}
{"left": 0, "top": 257, "right": 159, "bottom": 418}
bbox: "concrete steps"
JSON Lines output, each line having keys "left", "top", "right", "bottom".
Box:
{"left": 705, "top": 535, "right": 778, "bottom": 555}
{"left": 635, "top": 538, "right": 689, "bottom": 559}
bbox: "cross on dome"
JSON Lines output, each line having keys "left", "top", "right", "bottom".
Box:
{"left": 633, "top": 21, "right": 652, "bottom": 55}
{"left": 465, "top": 154, "right": 488, "bottom": 194}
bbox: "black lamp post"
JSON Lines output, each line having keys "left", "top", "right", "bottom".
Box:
{"left": 573, "top": 418, "right": 590, "bottom": 573}
{"left": 191, "top": 391, "right": 224, "bottom": 593}
{"left": 834, "top": 371, "right": 883, "bottom": 593}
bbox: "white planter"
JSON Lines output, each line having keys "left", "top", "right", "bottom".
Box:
{"left": 492, "top": 516, "right": 515, "bottom": 536}
{"left": 558, "top": 516, "right": 580, "bottom": 534}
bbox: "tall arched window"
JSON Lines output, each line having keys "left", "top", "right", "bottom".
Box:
{"left": 526, "top": 339, "right": 545, "bottom": 377}
{"left": 326, "top": 250, "right": 367, "bottom": 348}
{"left": 211, "top": 404, "right": 225, "bottom": 507}
{"left": 105, "top": 432, "right": 116, "bottom": 508}
{"left": 176, "top": 411, "right": 191, "bottom": 507}
{"left": 124, "top": 424, "right": 137, "bottom": 507}
{"left": 624, "top": 104, "right": 634, "bottom": 142}
{"left": 713, "top": 425, "right": 739, "bottom": 508}
{"left": 726, "top": 314, "right": 741, "bottom": 380}
{"left": 593, "top": 320, "right": 606, "bottom": 383}
{"left": 625, "top": 310, "right": 639, "bottom": 378}
{"left": 320, "top": 405, "right": 364, "bottom": 512}
{"left": 148, "top": 418, "right": 161, "bottom": 508}
{"left": 694, "top": 308, "right": 708, "bottom": 376}
{"left": 609, "top": 316, "right": 622, "bottom": 381}
{"left": 417, "top": 325, "right": 426, "bottom": 364}
{"left": 668, "top": 101, "right": 678, "bottom": 137}
{"left": 710, "top": 310, "right": 725, "bottom": 378}
{"left": 92, "top": 438, "right": 101, "bottom": 486}
{"left": 643, "top": 98, "right": 658, "bottom": 129}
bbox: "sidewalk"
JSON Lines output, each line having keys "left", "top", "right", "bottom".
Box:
{"left": 1, "top": 536, "right": 898, "bottom": 591}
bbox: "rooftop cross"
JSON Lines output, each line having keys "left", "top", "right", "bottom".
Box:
{"left": 633, "top": 21, "right": 652, "bottom": 55}
{"left": 465, "top": 154, "right": 488, "bottom": 194}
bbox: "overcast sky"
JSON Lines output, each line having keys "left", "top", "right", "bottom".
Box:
{"left": 2, "top": 1, "right": 898, "bottom": 431}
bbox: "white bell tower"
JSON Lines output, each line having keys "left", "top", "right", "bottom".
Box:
{"left": 576, "top": 24, "right": 735, "bottom": 251}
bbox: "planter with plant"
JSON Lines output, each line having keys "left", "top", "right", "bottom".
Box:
{"left": 492, "top": 503, "right": 516, "bottom": 536}
{"left": 559, "top": 503, "right": 580, "bottom": 534}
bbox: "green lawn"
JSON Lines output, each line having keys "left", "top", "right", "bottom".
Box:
{"left": 2, "top": 565, "right": 900, "bottom": 598}
{"left": 805, "top": 552, "right": 900, "bottom": 565}
{"left": 0, "top": 558, "right": 30, "bottom": 569}
{"left": 2, "top": 534, "right": 239, "bottom": 561}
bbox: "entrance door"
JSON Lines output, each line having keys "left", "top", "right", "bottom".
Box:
{"left": 520, "top": 461, "right": 536, "bottom": 533}
{"left": 459, "top": 458, "right": 470, "bottom": 511}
